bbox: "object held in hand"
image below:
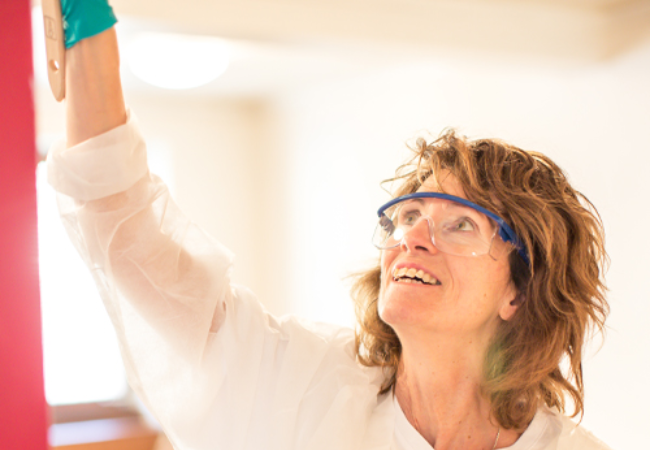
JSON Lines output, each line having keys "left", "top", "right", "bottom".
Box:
{"left": 42, "top": 0, "right": 66, "bottom": 101}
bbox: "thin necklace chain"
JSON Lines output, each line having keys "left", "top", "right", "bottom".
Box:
{"left": 404, "top": 396, "right": 501, "bottom": 450}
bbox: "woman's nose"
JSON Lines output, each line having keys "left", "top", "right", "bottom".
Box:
{"left": 399, "top": 217, "right": 439, "bottom": 253}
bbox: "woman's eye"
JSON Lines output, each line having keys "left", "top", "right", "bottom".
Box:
{"left": 454, "top": 219, "right": 475, "bottom": 231}
{"left": 401, "top": 211, "right": 419, "bottom": 225}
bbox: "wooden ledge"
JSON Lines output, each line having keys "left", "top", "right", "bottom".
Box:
{"left": 49, "top": 416, "right": 158, "bottom": 450}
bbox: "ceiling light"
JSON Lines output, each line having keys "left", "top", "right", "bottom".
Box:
{"left": 126, "top": 32, "right": 230, "bottom": 90}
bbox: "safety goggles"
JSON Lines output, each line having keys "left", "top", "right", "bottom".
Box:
{"left": 373, "top": 193, "right": 530, "bottom": 266}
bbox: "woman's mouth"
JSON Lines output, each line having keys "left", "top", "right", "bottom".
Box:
{"left": 391, "top": 267, "right": 441, "bottom": 286}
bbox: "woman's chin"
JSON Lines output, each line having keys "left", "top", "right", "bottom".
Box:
{"left": 378, "top": 288, "right": 428, "bottom": 328}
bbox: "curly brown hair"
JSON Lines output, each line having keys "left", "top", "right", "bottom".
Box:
{"left": 352, "top": 129, "right": 609, "bottom": 430}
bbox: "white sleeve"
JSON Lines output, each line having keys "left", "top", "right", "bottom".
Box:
{"left": 47, "top": 110, "right": 384, "bottom": 450}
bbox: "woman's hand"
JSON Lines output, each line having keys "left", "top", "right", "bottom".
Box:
{"left": 61, "top": 0, "right": 117, "bottom": 49}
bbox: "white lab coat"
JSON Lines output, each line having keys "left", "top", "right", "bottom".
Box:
{"left": 47, "top": 110, "right": 611, "bottom": 450}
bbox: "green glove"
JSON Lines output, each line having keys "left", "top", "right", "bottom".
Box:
{"left": 61, "top": 0, "right": 118, "bottom": 49}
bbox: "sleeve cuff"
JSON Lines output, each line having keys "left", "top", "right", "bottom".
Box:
{"left": 47, "top": 108, "right": 149, "bottom": 201}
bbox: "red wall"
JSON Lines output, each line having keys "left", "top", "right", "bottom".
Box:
{"left": 0, "top": 0, "right": 49, "bottom": 448}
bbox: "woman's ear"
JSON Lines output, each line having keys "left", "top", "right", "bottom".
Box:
{"left": 499, "top": 290, "right": 524, "bottom": 321}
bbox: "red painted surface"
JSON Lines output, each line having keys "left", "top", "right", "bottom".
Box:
{"left": 0, "top": 0, "right": 49, "bottom": 448}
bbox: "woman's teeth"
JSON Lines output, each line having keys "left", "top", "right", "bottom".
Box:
{"left": 392, "top": 267, "right": 441, "bottom": 285}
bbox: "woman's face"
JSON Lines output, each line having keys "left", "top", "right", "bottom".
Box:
{"left": 378, "top": 171, "right": 519, "bottom": 341}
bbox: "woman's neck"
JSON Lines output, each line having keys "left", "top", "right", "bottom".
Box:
{"left": 394, "top": 337, "right": 520, "bottom": 450}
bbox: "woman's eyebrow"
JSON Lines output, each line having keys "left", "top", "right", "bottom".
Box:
{"left": 447, "top": 202, "right": 491, "bottom": 223}
{"left": 446, "top": 201, "right": 476, "bottom": 212}
{"left": 400, "top": 198, "right": 426, "bottom": 207}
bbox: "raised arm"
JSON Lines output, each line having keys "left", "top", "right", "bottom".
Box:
{"left": 48, "top": 0, "right": 234, "bottom": 379}
{"left": 49, "top": 2, "right": 231, "bottom": 343}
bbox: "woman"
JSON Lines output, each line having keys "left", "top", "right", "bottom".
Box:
{"left": 47, "top": 2, "right": 610, "bottom": 449}
{"left": 352, "top": 136, "right": 609, "bottom": 449}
